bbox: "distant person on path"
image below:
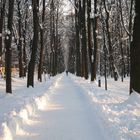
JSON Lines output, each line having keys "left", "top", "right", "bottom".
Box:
{"left": 66, "top": 70, "right": 68, "bottom": 76}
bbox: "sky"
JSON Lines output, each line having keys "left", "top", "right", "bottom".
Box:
{"left": 63, "top": 0, "right": 74, "bottom": 15}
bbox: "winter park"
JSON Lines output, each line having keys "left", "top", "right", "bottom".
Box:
{"left": 0, "top": 0, "right": 140, "bottom": 140}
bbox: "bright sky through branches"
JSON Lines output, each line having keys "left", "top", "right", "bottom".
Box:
{"left": 63, "top": 0, "right": 74, "bottom": 15}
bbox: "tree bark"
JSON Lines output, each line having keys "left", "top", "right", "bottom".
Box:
{"left": 49, "top": 0, "right": 56, "bottom": 76}
{"left": 127, "top": 0, "right": 134, "bottom": 76}
{"left": 17, "top": 0, "right": 24, "bottom": 77}
{"left": 87, "top": 0, "right": 92, "bottom": 78}
{"left": 5, "top": 0, "right": 15, "bottom": 93}
{"left": 81, "top": 0, "right": 88, "bottom": 79}
{"left": 91, "top": 0, "right": 98, "bottom": 81}
{"left": 27, "top": 0, "right": 39, "bottom": 87}
{"left": 75, "top": 0, "right": 81, "bottom": 76}
{"left": 0, "top": 0, "right": 6, "bottom": 60}
{"left": 101, "top": 3, "right": 108, "bottom": 90}
{"left": 38, "top": 0, "right": 46, "bottom": 82}
{"left": 130, "top": 0, "right": 140, "bottom": 94}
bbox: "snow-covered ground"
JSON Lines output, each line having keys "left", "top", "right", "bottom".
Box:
{"left": 0, "top": 73, "right": 140, "bottom": 140}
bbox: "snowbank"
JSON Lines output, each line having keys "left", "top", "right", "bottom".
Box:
{"left": 0, "top": 74, "right": 60, "bottom": 140}
{"left": 0, "top": 94, "right": 49, "bottom": 140}
{"left": 70, "top": 74, "right": 140, "bottom": 140}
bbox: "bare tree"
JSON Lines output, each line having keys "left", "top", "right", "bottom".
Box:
{"left": 27, "top": 0, "right": 39, "bottom": 87}
{"left": 17, "top": 0, "right": 24, "bottom": 77}
{"left": 5, "top": 0, "right": 15, "bottom": 93}
{"left": 80, "top": 0, "right": 88, "bottom": 79}
{"left": 0, "top": 0, "right": 6, "bottom": 62}
{"left": 130, "top": 0, "right": 140, "bottom": 94}
{"left": 91, "top": 0, "right": 98, "bottom": 81}
{"left": 38, "top": 0, "right": 46, "bottom": 82}
{"left": 75, "top": 0, "right": 81, "bottom": 76}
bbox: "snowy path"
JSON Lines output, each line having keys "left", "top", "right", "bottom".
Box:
{"left": 15, "top": 75, "right": 105, "bottom": 140}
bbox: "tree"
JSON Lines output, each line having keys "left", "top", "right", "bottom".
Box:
{"left": 22, "top": 3, "right": 29, "bottom": 77}
{"left": 130, "top": 0, "right": 140, "bottom": 94}
{"left": 49, "top": 0, "right": 56, "bottom": 76}
{"left": 91, "top": 0, "right": 98, "bottom": 81}
{"left": 5, "top": 0, "right": 15, "bottom": 93}
{"left": 38, "top": 0, "right": 46, "bottom": 82}
{"left": 17, "top": 0, "right": 24, "bottom": 77}
{"left": 80, "top": 0, "right": 88, "bottom": 79}
{"left": 0, "top": 0, "right": 6, "bottom": 64}
{"left": 75, "top": 0, "right": 81, "bottom": 76}
{"left": 27, "top": 0, "right": 39, "bottom": 87}
{"left": 127, "top": 0, "right": 134, "bottom": 76}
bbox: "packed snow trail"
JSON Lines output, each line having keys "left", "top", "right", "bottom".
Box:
{"left": 15, "top": 74, "right": 105, "bottom": 140}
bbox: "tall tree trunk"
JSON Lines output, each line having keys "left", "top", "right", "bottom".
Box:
{"left": 120, "top": 36, "right": 125, "bottom": 82}
{"left": 0, "top": 0, "right": 6, "bottom": 63}
{"left": 130, "top": 0, "right": 140, "bottom": 94}
{"left": 54, "top": 6, "right": 59, "bottom": 75}
{"left": 5, "top": 0, "right": 15, "bottom": 93}
{"left": 27, "top": 0, "right": 39, "bottom": 87}
{"left": 117, "top": 5, "right": 126, "bottom": 82}
{"left": 17, "top": 0, "right": 24, "bottom": 77}
{"left": 49, "top": 0, "right": 56, "bottom": 76}
{"left": 127, "top": 0, "right": 134, "bottom": 76}
{"left": 23, "top": 6, "right": 28, "bottom": 77}
{"left": 101, "top": 3, "right": 107, "bottom": 90}
{"left": 103, "top": 41, "right": 107, "bottom": 90}
{"left": 129, "top": 0, "right": 134, "bottom": 93}
{"left": 91, "top": 0, "right": 98, "bottom": 81}
{"left": 38, "top": 0, "right": 45, "bottom": 82}
{"left": 87, "top": 0, "right": 92, "bottom": 78}
{"left": 23, "top": 40, "right": 27, "bottom": 76}
{"left": 81, "top": 0, "right": 88, "bottom": 79}
{"left": 75, "top": 0, "right": 81, "bottom": 76}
